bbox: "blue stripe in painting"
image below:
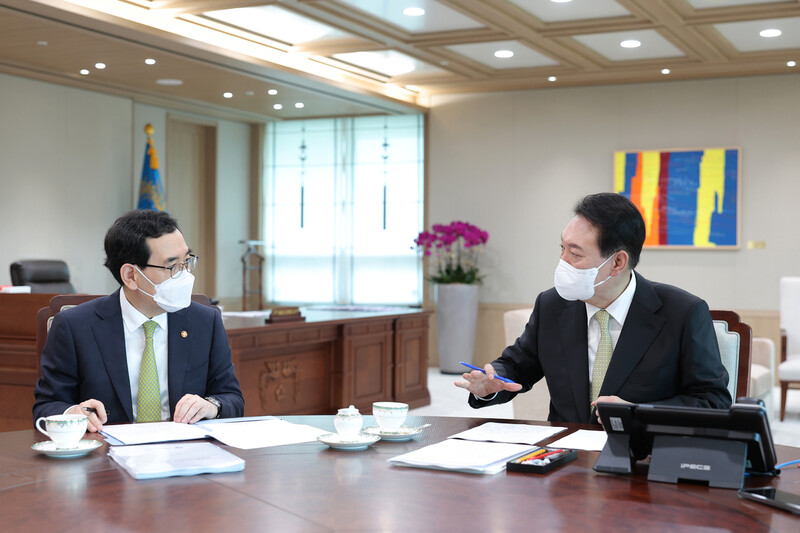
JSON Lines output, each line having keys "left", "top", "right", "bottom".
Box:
{"left": 708, "top": 149, "right": 738, "bottom": 245}
{"left": 623, "top": 153, "right": 637, "bottom": 197}
{"left": 666, "top": 151, "right": 703, "bottom": 245}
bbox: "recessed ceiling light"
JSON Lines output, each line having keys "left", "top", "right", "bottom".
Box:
{"left": 79, "top": 69, "right": 90, "bottom": 76}
{"left": 245, "top": 90, "right": 254, "bottom": 96}
{"left": 94, "top": 62, "right": 106, "bottom": 69}
{"left": 788, "top": 60, "right": 797, "bottom": 67}
{"left": 548, "top": 76, "right": 557, "bottom": 82}
{"left": 273, "top": 104, "right": 283, "bottom": 110}
{"left": 223, "top": 92, "right": 233, "bottom": 99}
{"left": 760, "top": 29, "right": 782, "bottom": 38}
{"left": 494, "top": 50, "right": 514, "bottom": 59}
{"left": 37, "top": 41, "right": 48, "bottom": 46}
{"left": 551, "top": 0, "right": 573, "bottom": 3}
{"left": 156, "top": 79, "right": 183, "bottom": 86}
{"left": 661, "top": 68, "right": 671, "bottom": 75}
{"left": 402, "top": 7, "right": 425, "bottom": 17}
{"left": 295, "top": 102, "right": 305, "bottom": 108}
{"left": 145, "top": 58, "right": 156, "bottom": 65}
{"left": 620, "top": 40, "right": 641, "bottom": 49}
{"left": 268, "top": 89, "right": 278, "bottom": 95}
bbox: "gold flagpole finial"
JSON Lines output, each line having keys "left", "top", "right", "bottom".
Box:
{"left": 144, "top": 123, "right": 154, "bottom": 136}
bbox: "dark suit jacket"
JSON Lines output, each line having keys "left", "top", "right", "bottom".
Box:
{"left": 469, "top": 272, "right": 732, "bottom": 423}
{"left": 33, "top": 290, "right": 244, "bottom": 423}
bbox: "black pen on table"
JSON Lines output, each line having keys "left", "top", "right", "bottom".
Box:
{"left": 82, "top": 406, "right": 110, "bottom": 418}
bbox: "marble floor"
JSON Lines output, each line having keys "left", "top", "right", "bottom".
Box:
{"left": 409, "top": 368, "right": 800, "bottom": 448}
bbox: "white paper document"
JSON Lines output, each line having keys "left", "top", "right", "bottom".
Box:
{"left": 447, "top": 422, "right": 567, "bottom": 445}
{"left": 109, "top": 442, "right": 244, "bottom": 480}
{"left": 101, "top": 421, "right": 209, "bottom": 446}
{"left": 548, "top": 429, "right": 608, "bottom": 451}
{"left": 101, "top": 418, "right": 327, "bottom": 449}
{"left": 202, "top": 419, "right": 328, "bottom": 449}
{"left": 388, "top": 439, "right": 535, "bottom": 475}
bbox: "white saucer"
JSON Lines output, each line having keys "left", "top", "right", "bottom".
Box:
{"left": 362, "top": 425, "right": 427, "bottom": 442}
{"left": 317, "top": 433, "right": 380, "bottom": 451}
{"left": 32, "top": 439, "right": 102, "bottom": 459}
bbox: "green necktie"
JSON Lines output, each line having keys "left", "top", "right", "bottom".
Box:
{"left": 591, "top": 309, "right": 613, "bottom": 405}
{"left": 137, "top": 320, "right": 161, "bottom": 422}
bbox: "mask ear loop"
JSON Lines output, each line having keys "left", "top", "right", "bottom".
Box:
{"left": 592, "top": 252, "right": 618, "bottom": 288}
{"left": 134, "top": 266, "right": 157, "bottom": 298}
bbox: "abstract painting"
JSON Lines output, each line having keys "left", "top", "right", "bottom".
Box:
{"left": 614, "top": 148, "right": 740, "bottom": 248}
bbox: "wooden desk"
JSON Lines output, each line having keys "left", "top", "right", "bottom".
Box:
{"left": 227, "top": 308, "right": 432, "bottom": 417}
{"left": 1, "top": 416, "right": 798, "bottom": 531}
{"left": 0, "top": 293, "right": 53, "bottom": 431}
{"left": 0, "top": 296, "right": 431, "bottom": 431}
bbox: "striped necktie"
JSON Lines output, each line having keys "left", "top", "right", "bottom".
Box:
{"left": 591, "top": 309, "right": 613, "bottom": 405}
{"left": 137, "top": 320, "right": 161, "bottom": 422}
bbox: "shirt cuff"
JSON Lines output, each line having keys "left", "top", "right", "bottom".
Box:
{"left": 472, "top": 392, "right": 498, "bottom": 402}
{"left": 64, "top": 405, "right": 79, "bottom": 415}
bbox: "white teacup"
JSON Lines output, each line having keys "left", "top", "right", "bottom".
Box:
{"left": 36, "top": 414, "right": 88, "bottom": 448}
{"left": 372, "top": 402, "right": 408, "bottom": 432}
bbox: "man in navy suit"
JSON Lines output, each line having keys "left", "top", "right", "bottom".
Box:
{"left": 457, "top": 193, "right": 731, "bottom": 424}
{"left": 33, "top": 210, "right": 243, "bottom": 432}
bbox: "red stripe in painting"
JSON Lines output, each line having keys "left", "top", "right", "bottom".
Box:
{"left": 658, "top": 152, "right": 670, "bottom": 244}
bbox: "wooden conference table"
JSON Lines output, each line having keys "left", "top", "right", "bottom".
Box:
{"left": 2, "top": 416, "right": 799, "bottom": 532}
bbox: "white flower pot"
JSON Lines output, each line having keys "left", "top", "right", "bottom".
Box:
{"left": 435, "top": 283, "right": 480, "bottom": 374}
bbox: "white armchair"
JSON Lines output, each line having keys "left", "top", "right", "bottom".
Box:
{"left": 502, "top": 308, "right": 550, "bottom": 421}
{"left": 750, "top": 337, "right": 775, "bottom": 416}
{"left": 779, "top": 277, "right": 800, "bottom": 420}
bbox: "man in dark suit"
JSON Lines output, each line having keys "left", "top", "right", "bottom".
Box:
{"left": 456, "top": 193, "right": 731, "bottom": 424}
{"left": 33, "top": 210, "right": 243, "bottom": 432}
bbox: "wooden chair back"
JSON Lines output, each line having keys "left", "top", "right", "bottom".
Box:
{"left": 710, "top": 310, "right": 752, "bottom": 400}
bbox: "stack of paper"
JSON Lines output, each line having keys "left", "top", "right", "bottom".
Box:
{"left": 388, "top": 439, "right": 535, "bottom": 475}
{"left": 447, "top": 422, "right": 566, "bottom": 445}
{"left": 108, "top": 442, "right": 245, "bottom": 480}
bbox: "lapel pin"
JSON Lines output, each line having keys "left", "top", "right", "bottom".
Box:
{"left": 181, "top": 331, "right": 188, "bottom": 338}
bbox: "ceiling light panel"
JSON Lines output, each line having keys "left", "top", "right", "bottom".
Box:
{"left": 446, "top": 40, "right": 558, "bottom": 69}
{"left": 714, "top": 17, "right": 800, "bottom": 52}
{"left": 204, "top": 6, "right": 353, "bottom": 45}
{"left": 508, "top": 0, "right": 630, "bottom": 22}
{"left": 333, "top": 50, "right": 444, "bottom": 77}
{"left": 685, "top": 0, "right": 778, "bottom": 9}
{"left": 573, "top": 30, "right": 684, "bottom": 61}
{"left": 338, "top": 0, "right": 483, "bottom": 32}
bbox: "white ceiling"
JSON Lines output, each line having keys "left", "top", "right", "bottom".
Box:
{"left": 2, "top": 0, "right": 800, "bottom": 121}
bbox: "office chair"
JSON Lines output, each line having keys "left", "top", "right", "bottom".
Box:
{"left": 710, "top": 310, "right": 751, "bottom": 401}
{"left": 10, "top": 260, "right": 75, "bottom": 294}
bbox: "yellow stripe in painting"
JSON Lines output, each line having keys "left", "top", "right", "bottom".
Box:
{"left": 614, "top": 152, "right": 627, "bottom": 193}
{"left": 693, "top": 149, "right": 725, "bottom": 247}
{"left": 639, "top": 151, "right": 661, "bottom": 240}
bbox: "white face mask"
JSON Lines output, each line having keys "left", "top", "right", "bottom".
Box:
{"left": 135, "top": 267, "right": 195, "bottom": 313}
{"left": 553, "top": 253, "right": 615, "bottom": 301}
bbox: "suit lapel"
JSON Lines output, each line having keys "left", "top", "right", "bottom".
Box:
{"left": 167, "top": 308, "right": 192, "bottom": 415}
{"left": 602, "top": 272, "right": 666, "bottom": 397}
{"left": 557, "top": 300, "right": 591, "bottom": 423}
{"left": 91, "top": 290, "right": 134, "bottom": 422}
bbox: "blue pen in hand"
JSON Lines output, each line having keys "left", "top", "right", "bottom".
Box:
{"left": 460, "top": 362, "right": 517, "bottom": 384}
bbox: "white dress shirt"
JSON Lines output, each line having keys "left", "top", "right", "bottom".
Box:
{"left": 120, "top": 290, "right": 170, "bottom": 420}
{"left": 584, "top": 271, "right": 637, "bottom": 388}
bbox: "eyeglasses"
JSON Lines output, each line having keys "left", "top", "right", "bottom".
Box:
{"left": 144, "top": 254, "right": 198, "bottom": 279}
